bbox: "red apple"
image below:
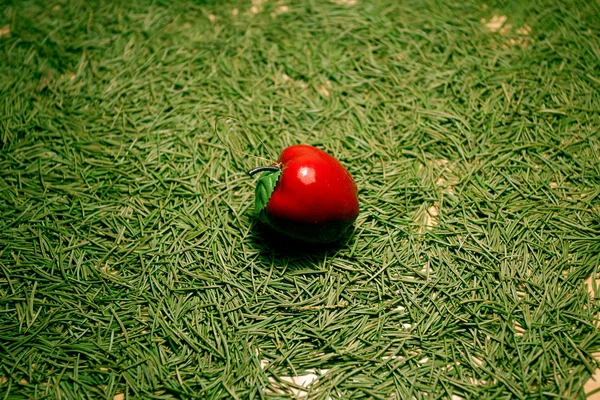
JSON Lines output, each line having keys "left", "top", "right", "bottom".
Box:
{"left": 248, "top": 144, "right": 359, "bottom": 243}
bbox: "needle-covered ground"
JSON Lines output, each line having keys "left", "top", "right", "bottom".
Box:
{"left": 1, "top": 0, "right": 599, "bottom": 398}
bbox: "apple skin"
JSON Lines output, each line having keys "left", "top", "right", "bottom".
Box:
{"left": 251, "top": 144, "right": 359, "bottom": 243}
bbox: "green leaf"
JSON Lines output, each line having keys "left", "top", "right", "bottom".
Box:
{"left": 255, "top": 169, "right": 281, "bottom": 222}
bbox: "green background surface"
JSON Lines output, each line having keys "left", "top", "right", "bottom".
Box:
{"left": 1, "top": 0, "right": 599, "bottom": 398}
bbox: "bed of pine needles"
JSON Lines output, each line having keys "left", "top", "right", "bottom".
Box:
{"left": 1, "top": 0, "right": 599, "bottom": 398}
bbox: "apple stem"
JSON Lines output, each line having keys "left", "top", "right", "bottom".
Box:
{"left": 247, "top": 165, "right": 281, "bottom": 177}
